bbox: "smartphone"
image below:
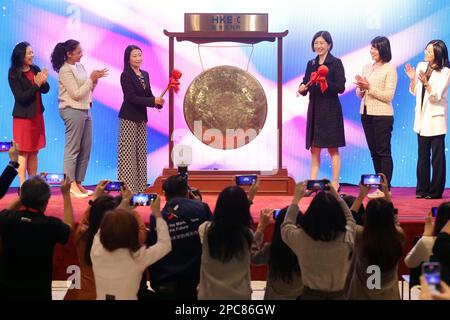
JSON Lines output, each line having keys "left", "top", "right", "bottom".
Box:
{"left": 105, "top": 181, "right": 124, "bottom": 192}
{"left": 44, "top": 173, "right": 65, "bottom": 185}
{"left": 190, "top": 187, "right": 201, "bottom": 200}
{"left": 361, "top": 174, "right": 382, "bottom": 188}
{"left": 306, "top": 179, "right": 329, "bottom": 191}
{"left": 131, "top": 193, "right": 157, "bottom": 206}
{"left": 432, "top": 207, "right": 438, "bottom": 218}
{"left": 422, "top": 262, "right": 441, "bottom": 294}
{"left": 0, "top": 141, "right": 12, "bottom": 152}
{"left": 273, "top": 209, "right": 282, "bottom": 220}
{"left": 235, "top": 175, "right": 257, "bottom": 186}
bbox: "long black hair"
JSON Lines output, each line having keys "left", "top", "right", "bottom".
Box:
{"left": 433, "top": 201, "right": 450, "bottom": 236}
{"left": 50, "top": 39, "right": 80, "bottom": 72}
{"left": 9, "top": 41, "right": 31, "bottom": 78}
{"left": 207, "top": 186, "right": 254, "bottom": 263}
{"left": 362, "top": 199, "right": 405, "bottom": 271}
{"left": 427, "top": 39, "right": 449, "bottom": 71}
{"left": 342, "top": 194, "right": 365, "bottom": 226}
{"left": 300, "top": 191, "right": 346, "bottom": 241}
{"left": 79, "top": 195, "right": 121, "bottom": 266}
{"left": 268, "top": 208, "right": 301, "bottom": 283}
{"left": 123, "top": 44, "right": 142, "bottom": 72}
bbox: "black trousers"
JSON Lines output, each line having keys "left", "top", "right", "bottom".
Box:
{"left": 417, "top": 134, "right": 446, "bottom": 198}
{"left": 361, "top": 113, "right": 394, "bottom": 188}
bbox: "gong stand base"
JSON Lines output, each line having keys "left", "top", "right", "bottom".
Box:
{"left": 146, "top": 168, "right": 296, "bottom": 195}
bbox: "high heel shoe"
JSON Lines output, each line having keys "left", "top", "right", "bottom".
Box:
{"left": 84, "top": 189, "right": 94, "bottom": 196}
{"left": 70, "top": 189, "right": 89, "bottom": 199}
{"left": 77, "top": 184, "right": 94, "bottom": 196}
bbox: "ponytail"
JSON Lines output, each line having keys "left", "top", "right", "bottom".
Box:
{"left": 50, "top": 39, "right": 80, "bottom": 72}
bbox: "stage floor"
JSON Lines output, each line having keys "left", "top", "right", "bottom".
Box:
{"left": 0, "top": 185, "right": 448, "bottom": 223}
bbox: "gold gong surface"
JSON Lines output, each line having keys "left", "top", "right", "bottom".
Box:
{"left": 184, "top": 65, "right": 268, "bottom": 149}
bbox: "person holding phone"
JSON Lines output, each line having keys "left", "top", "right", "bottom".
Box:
{"left": 141, "top": 175, "right": 212, "bottom": 300}
{"left": 405, "top": 202, "right": 450, "bottom": 271}
{"left": 117, "top": 45, "right": 165, "bottom": 194}
{"left": 345, "top": 174, "right": 405, "bottom": 300}
{"left": 251, "top": 208, "right": 304, "bottom": 300}
{"left": 405, "top": 40, "right": 450, "bottom": 199}
{"left": 420, "top": 275, "right": 450, "bottom": 300}
{"left": 91, "top": 197, "right": 171, "bottom": 300}
{"left": 297, "top": 31, "right": 346, "bottom": 191}
{"left": 0, "top": 175, "right": 74, "bottom": 299}
{"left": 281, "top": 181, "right": 355, "bottom": 300}
{"left": 51, "top": 39, "right": 108, "bottom": 198}
{"left": 8, "top": 42, "right": 49, "bottom": 187}
{"left": 197, "top": 186, "right": 262, "bottom": 300}
{"left": 64, "top": 180, "right": 146, "bottom": 300}
{"left": 430, "top": 219, "right": 450, "bottom": 285}
{"left": 355, "top": 36, "right": 398, "bottom": 199}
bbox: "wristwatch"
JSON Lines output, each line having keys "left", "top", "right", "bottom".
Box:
{"left": 8, "top": 161, "right": 19, "bottom": 169}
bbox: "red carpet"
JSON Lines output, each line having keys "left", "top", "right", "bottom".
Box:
{"left": 1, "top": 185, "right": 449, "bottom": 280}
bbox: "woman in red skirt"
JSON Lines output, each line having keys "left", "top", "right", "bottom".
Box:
{"left": 8, "top": 42, "right": 49, "bottom": 186}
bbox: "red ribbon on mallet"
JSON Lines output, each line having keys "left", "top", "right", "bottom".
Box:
{"left": 307, "top": 65, "right": 329, "bottom": 93}
{"left": 160, "top": 69, "right": 182, "bottom": 97}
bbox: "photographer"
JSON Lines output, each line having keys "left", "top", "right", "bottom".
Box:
{"left": 142, "top": 174, "right": 212, "bottom": 300}
{"left": 432, "top": 219, "right": 450, "bottom": 285}
{"left": 344, "top": 174, "right": 405, "bottom": 300}
{"left": 281, "top": 179, "right": 355, "bottom": 300}
{"left": 67, "top": 181, "right": 146, "bottom": 300}
{"left": 0, "top": 142, "right": 19, "bottom": 199}
{"left": 0, "top": 175, "right": 74, "bottom": 299}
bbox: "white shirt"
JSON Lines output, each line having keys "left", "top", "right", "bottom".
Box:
{"left": 91, "top": 217, "right": 171, "bottom": 300}
{"left": 411, "top": 62, "right": 450, "bottom": 137}
{"left": 404, "top": 236, "right": 435, "bottom": 269}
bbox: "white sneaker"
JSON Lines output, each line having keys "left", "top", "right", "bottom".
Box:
{"left": 367, "top": 189, "right": 385, "bottom": 199}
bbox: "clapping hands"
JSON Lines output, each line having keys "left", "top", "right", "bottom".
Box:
{"left": 404, "top": 64, "right": 416, "bottom": 81}
{"left": 34, "top": 67, "right": 48, "bottom": 87}
{"left": 90, "top": 68, "right": 109, "bottom": 82}
{"left": 355, "top": 75, "right": 370, "bottom": 91}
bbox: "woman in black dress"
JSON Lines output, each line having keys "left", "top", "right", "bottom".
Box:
{"left": 298, "top": 31, "right": 346, "bottom": 190}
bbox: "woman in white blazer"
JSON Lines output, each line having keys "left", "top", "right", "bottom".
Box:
{"left": 405, "top": 40, "right": 450, "bottom": 199}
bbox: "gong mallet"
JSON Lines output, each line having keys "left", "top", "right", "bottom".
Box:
{"left": 296, "top": 65, "right": 329, "bottom": 96}
{"left": 157, "top": 69, "right": 182, "bottom": 109}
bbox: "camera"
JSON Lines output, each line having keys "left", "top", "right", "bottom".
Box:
{"left": 273, "top": 209, "right": 282, "bottom": 219}
{"left": 361, "top": 174, "right": 382, "bottom": 188}
{"left": 105, "top": 181, "right": 124, "bottom": 192}
{"left": 0, "top": 141, "right": 12, "bottom": 152}
{"left": 131, "top": 193, "right": 158, "bottom": 206}
{"left": 189, "top": 187, "right": 202, "bottom": 200}
{"left": 422, "top": 262, "right": 441, "bottom": 294}
{"left": 178, "top": 165, "right": 188, "bottom": 180}
{"left": 235, "top": 174, "right": 257, "bottom": 186}
{"left": 43, "top": 173, "right": 65, "bottom": 185}
{"left": 432, "top": 207, "right": 438, "bottom": 217}
{"left": 306, "top": 179, "right": 329, "bottom": 191}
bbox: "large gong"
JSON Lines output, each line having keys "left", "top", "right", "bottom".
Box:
{"left": 184, "top": 65, "right": 268, "bottom": 150}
